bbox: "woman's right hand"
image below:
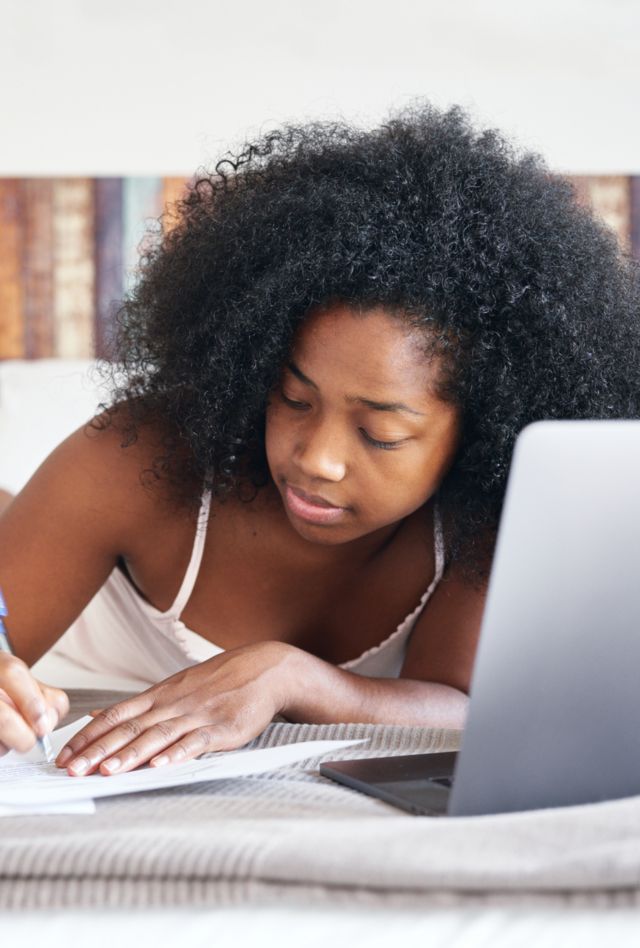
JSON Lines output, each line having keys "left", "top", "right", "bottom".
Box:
{"left": 0, "top": 653, "right": 69, "bottom": 755}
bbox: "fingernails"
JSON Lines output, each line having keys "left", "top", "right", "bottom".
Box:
{"left": 56, "top": 747, "right": 73, "bottom": 766}
{"left": 69, "top": 757, "right": 89, "bottom": 775}
{"left": 151, "top": 755, "right": 169, "bottom": 767}
{"left": 102, "top": 758, "right": 121, "bottom": 773}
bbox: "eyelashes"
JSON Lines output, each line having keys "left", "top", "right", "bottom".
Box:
{"left": 360, "top": 430, "right": 402, "bottom": 451}
{"left": 279, "top": 393, "right": 308, "bottom": 410}
{"left": 279, "top": 393, "right": 404, "bottom": 450}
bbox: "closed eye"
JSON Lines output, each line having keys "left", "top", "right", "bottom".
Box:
{"left": 280, "top": 393, "right": 308, "bottom": 411}
{"left": 359, "top": 430, "right": 404, "bottom": 451}
{"left": 280, "top": 393, "right": 405, "bottom": 450}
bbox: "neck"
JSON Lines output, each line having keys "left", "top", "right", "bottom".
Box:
{"left": 261, "top": 479, "right": 430, "bottom": 573}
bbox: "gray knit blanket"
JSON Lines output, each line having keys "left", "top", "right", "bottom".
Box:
{"left": 2, "top": 689, "right": 640, "bottom": 911}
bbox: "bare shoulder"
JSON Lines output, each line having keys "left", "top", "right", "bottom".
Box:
{"left": 77, "top": 409, "right": 191, "bottom": 524}
{"left": 21, "top": 408, "right": 182, "bottom": 545}
{"left": 400, "top": 561, "right": 488, "bottom": 694}
{"left": 0, "top": 406, "right": 191, "bottom": 665}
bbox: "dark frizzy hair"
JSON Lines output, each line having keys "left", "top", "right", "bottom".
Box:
{"left": 93, "top": 101, "right": 640, "bottom": 579}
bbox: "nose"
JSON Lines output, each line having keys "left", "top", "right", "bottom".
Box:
{"left": 293, "top": 417, "right": 347, "bottom": 483}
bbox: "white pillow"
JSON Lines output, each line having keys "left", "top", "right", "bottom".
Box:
{"left": 0, "top": 359, "right": 144, "bottom": 688}
{"left": 0, "top": 359, "right": 107, "bottom": 494}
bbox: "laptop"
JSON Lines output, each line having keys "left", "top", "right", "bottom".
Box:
{"left": 321, "top": 420, "right": 640, "bottom": 816}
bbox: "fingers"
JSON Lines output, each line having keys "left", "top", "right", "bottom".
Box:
{"left": 59, "top": 710, "right": 238, "bottom": 776}
{"left": 55, "top": 693, "right": 155, "bottom": 773}
{"left": 39, "top": 682, "right": 70, "bottom": 724}
{"left": 100, "top": 718, "right": 237, "bottom": 773}
{"left": 0, "top": 687, "right": 18, "bottom": 711}
{"left": 0, "top": 692, "right": 40, "bottom": 753}
{"left": 53, "top": 665, "right": 274, "bottom": 776}
{"left": 0, "top": 654, "right": 59, "bottom": 752}
{"left": 149, "top": 725, "right": 237, "bottom": 768}
{"left": 62, "top": 713, "right": 195, "bottom": 776}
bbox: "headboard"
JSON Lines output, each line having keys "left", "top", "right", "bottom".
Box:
{"left": 0, "top": 174, "right": 638, "bottom": 365}
{"left": 0, "top": 177, "right": 189, "bottom": 361}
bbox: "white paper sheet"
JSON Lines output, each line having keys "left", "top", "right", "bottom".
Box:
{"left": 0, "top": 717, "right": 99, "bottom": 816}
{"left": 0, "top": 714, "right": 364, "bottom": 808}
{"left": 0, "top": 714, "right": 98, "bottom": 766}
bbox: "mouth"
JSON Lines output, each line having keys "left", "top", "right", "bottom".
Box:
{"left": 284, "top": 483, "right": 348, "bottom": 525}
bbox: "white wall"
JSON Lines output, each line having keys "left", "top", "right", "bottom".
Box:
{"left": 1, "top": 0, "right": 638, "bottom": 176}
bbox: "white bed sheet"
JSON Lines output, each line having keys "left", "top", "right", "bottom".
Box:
{"left": 4, "top": 906, "right": 640, "bottom": 947}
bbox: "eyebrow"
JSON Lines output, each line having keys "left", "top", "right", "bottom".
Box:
{"left": 286, "top": 361, "right": 426, "bottom": 417}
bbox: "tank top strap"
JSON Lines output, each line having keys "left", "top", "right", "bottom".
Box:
{"left": 168, "top": 487, "right": 212, "bottom": 619}
{"left": 433, "top": 499, "right": 445, "bottom": 581}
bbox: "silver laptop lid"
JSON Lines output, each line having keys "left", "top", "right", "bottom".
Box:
{"left": 449, "top": 420, "right": 640, "bottom": 816}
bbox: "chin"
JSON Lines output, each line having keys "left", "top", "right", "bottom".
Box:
{"left": 286, "top": 514, "right": 356, "bottom": 545}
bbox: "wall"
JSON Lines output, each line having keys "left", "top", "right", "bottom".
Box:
{"left": 1, "top": 0, "right": 638, "bottom": 176}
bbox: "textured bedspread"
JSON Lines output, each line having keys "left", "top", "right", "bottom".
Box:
{"left": 2, "top": 690, "right": 640, "bottom": 911}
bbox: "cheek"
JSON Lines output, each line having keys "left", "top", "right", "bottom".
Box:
{"left": 377, "top": 474, "right": 426, "bottom": 514}
{"left": 264, "top": 405, "right": 290, "bottom": 466}
{"left": 371, "top": 450, "right": 450, "bottom": 516}
{"left": 355, "top": 462, "right": 418, "bottom": 516}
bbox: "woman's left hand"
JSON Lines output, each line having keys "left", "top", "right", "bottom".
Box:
{"left": 55, "top": 641, "right": 301, "bottom": 776}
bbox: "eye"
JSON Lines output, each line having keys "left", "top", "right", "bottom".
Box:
{"left": 281, "top": 392, "right": 404, "bottom": 450}
{"left": 280, "top": 393, "right": 309, "bottom": 411}
{"left": 360, "top": 429, "right": 405, "bottom": 451}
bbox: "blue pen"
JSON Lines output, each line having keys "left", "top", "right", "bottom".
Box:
{"left": 0, "top": 586, "right": 54, "bottom": 763}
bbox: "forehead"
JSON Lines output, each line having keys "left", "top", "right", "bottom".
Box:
{"left": 290, "top": 303, "right": 438, "bottom": 394}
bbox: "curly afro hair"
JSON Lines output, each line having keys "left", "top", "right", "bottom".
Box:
{"left": 94, "top": 101, "right": 640, "bottom": 579}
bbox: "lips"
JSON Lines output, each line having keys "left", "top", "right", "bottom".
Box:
{"left": 287, "top": 484, "right": 343, "bottom": 509}
{"left": 283, "top": 483, "right": 348, "bottom": 525}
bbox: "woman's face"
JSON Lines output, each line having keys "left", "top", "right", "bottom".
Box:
{"left": 265, "top": 303, "right": 461, "bottom": 547}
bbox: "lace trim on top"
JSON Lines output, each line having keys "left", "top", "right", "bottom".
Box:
{"left": 339, "top": 502, "right": 445, "bottom": 669}
{"left": 116, "top": 489, "right": 444, "bottom": 667}
{"left": 112, "top": 489, "right": 214, "bottom": 661}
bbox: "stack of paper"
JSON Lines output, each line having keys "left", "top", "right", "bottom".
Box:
{"left": 0, "top": 715, "right": 363, "bottom": 816}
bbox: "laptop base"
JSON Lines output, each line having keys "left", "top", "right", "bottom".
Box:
{"left": 320, "top": 752, "right": 458, "bottom": 816}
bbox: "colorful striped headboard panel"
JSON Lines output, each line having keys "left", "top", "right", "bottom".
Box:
{"left": 0, "top": 175, "right": 638, "bottom": 361}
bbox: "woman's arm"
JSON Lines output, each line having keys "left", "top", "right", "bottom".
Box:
{"left": 400, "top": 563, "right": 487, "bottom": 694}
{"left": 0, "top": 421, "right": 145, "bottom": 665}
{"left": 56, "top": 641, "right": 470, "bottom": 777}
{"left": 56, "top": 567, "right": 487, "bottom": 777}
{"left": 284, "top": 653, "right": 469, "bottom": 729}
{"left": 0, "top": 415, "right": 162, "bottom": 753}
{"left": 54, "top": 553, "right": 487, "bottom": 775}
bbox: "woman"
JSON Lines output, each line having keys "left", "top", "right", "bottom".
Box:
{"left": 0, "top": 103, "right": 638, "bottom": 775}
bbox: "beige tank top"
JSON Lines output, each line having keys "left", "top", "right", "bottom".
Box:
{"left": 50, "top": 489, "right": 445, "bottom": 689}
